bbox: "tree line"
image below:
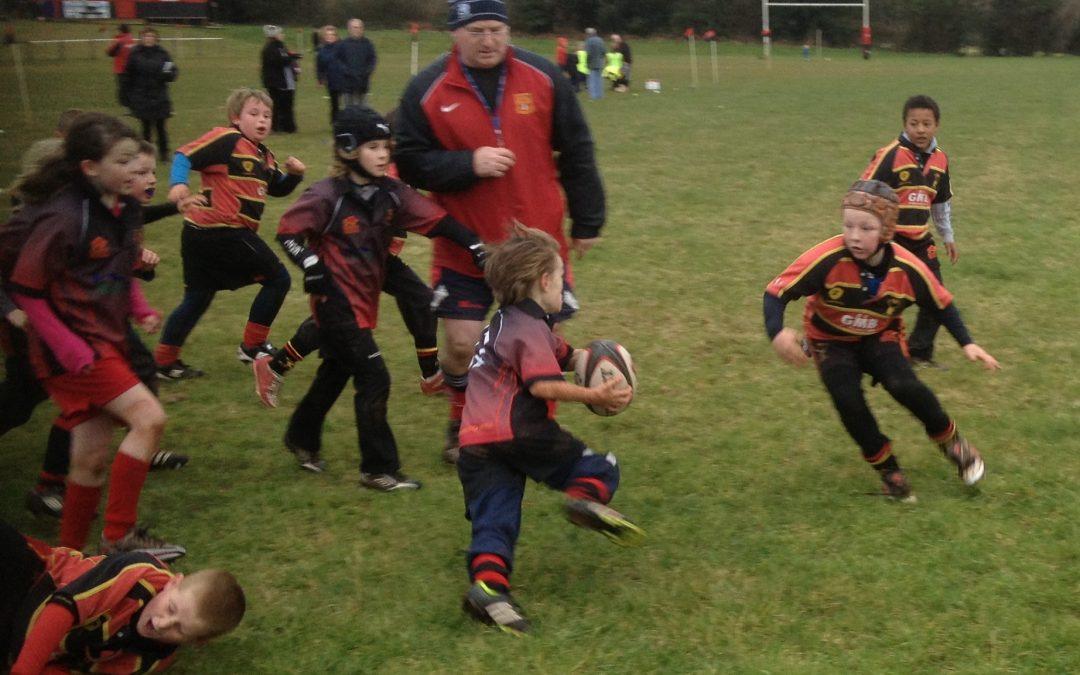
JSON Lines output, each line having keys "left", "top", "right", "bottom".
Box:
{"left": 24, "top": 0, "right": 1075, "bottom": 55}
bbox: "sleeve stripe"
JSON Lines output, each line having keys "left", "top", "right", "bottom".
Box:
{"left": 895, "top": 256, "right": 949, "bottom": 309}
{"left": 180, "top": 128, "right": 238, "bottom": 158}
{"left": 71, "top": 563, "right": 163, "bottom": 602}
{"left": 775, "top": 243, "right": 846, "bottom": 296}
{"left": 863, "top": 140, "right": 899, "bottom": 179}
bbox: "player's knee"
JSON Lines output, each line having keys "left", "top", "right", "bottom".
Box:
{"left": 268, "top": 267, "right": 291, "bottom": 293}
{"left": 131, "top": 400, "right": 168, "bottom": 436}
{"left": 881, "top": 374, "right": 923, "bottom": 401}
{"left": 443, "top": 335, "right": 476, "bottom": 368}
{"left": 77, "top": 445, "right": 112, "bottom": 479}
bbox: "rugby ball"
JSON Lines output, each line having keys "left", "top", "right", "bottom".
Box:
{"left": 573, "top": 340, "right": 637, "bottom": 416}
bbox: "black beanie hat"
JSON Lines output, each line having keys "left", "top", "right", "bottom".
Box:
{"left": 447, "top": 0, "right": 509, "bottom": 30}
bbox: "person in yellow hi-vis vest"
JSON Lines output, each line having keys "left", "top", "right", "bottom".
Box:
{"left": 574, "top": 42, "right": 588, "bottom": 92}
{"left": 603, "top": 50, "right": 624, "bottom": 91}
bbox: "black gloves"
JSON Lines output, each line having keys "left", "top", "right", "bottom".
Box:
{"left": 468, "top": 242, "right": 488, "bottom": 270}
{"left": 303, "top": 259, "right": 332, "bottom": 296}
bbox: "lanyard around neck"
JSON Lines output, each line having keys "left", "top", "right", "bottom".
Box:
{"left": 462, "top": 63, "right": 507, "bottom": 147}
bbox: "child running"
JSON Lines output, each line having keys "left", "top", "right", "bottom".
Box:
{"left": 763, "top": 180, "right": 999, "bottom": 501}
{"left": 2, "top": 521, "right": 244, "bottom": 674}
{"left": 861, "top": 95, "right": 956, "bottom": 366}
{"left": 155, "top": 88, "right": 305, "bottom": 380}
{"left": 5, "top": 113, "right": 183, "bottom": 559}
{"left": 253, "top": 243, "right": 445, "bottom": 409}
{"left": 456, "top": 224, "right": 642, "bottom": 635}
{"left": 271, "top": 106, "right": 486, "bottom": 485}
{"left": 19, "top": 140, "right": 190, "bottom": 521}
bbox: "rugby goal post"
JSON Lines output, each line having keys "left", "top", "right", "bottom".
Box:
{"left": 761, "top": 1, "right": 870, "bottom": 59}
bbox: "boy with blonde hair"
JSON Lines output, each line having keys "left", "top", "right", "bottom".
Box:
{"left": 2, "top": 522, "right": 244, "bottom": 673}
{"left": 456, "top": 225, "right": 643, "bottom": 635}
{"left": 155, "top": 88, "right": 305, "bottom": 379}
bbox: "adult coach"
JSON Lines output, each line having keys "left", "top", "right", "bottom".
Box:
{"left": 395, "top": 0, "right": 605, "bottom": 464}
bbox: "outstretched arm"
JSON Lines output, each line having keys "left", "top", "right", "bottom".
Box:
{"left": 936, "top": 304, "right": 999, "bottom": 370}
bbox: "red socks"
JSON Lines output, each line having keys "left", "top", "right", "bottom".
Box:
{"left": 449, "top": 389, "right": 465, "bottom": 423}
{"left": 565, "top": 477, "right": 611, "bottom": 504}
{"left": 242, "top": 321, "right": 271, "bottom": 350}
{"left": 931, "top": 420, "right": 957, "bottom": 445}
{"left": 153, "top": 343, "right": 180, "bottom": 367}
{"left": 102, "top": 453, "right": 150, "bottom": 543}
{"left": 470, "top": 553, "right": 510, "bottom": 593}
{"left": 60, "top": 482, "right": 102, "bottom": 550}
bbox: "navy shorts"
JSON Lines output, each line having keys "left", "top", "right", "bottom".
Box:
{"left": 181, "top": 225, "right": 288, "bottom": 291}
{"left": 431, "top": 266, "right": 579, "bottom": 322}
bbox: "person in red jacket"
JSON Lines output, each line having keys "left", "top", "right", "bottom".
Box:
{"left": 106, "top": 24, "right": 134, "bottom": 106}
{"left": 395, "top": 0, "right": 606, "bottom": 465}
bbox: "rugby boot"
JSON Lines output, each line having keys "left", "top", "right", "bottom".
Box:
{"left": 253, "top": 355, "right": 284, "bottom": 408}
{"left": 564, "top": 499, "right": 646, "bottom": 547}
{"left": 101, "top": 525, "right": 186, "bottom": 562}
{"left": 237, "top": 341, "right": 275, "bottom": 364}
{"left": 359, "top": 472, "right": 422, "bottom": 492}
{"left": 940, "top": 432, "right": 985, "bottom": 485}
{"left": 878, "top": 469, "right": 916, "bottom": 503}
{"left": 462, "top": 581, "right": 530, "bottom": 636}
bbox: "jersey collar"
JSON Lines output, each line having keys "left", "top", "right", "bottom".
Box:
{"left": 511, "top": 297, "right": 548, "bottom": 320}
{"left": 899, "top": 132, "right": 937, "bottom": 155}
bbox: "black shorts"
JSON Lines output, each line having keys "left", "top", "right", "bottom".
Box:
{"left": 894, "top": 235, "right": 943, "bottom": 280}
{"left": 459, "top": 424, "right": 587, "bottom": 486}
{"left": 431, "top": 266, "right": 579, "bottom": 323}
{"left": 180, "top": 225, "right": 288, "bottom": 291}
{"left": 809, "top": 331, "right": 911, "bottom": 384}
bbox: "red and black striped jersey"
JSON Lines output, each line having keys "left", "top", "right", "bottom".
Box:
{"left": 861, "top": 135, "right": 951, "bottom": 242}
{"left": 23, "top": 547, "right": 178, "bottom": 673}
{"left": 7, "top": 180, "right": 143, "bottom": 378}
{"left": 765, "top": 235, "right": 953, "bottom": 342}
{"left": 460, "top": 299, "right": 575, "bottom": 446}
{"left": 177, "top": 127, "right": 301, "bottom": 231}
{"left": 277, "top": 177, "right": 445, "bottom": 329}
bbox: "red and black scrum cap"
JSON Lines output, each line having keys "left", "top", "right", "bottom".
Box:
{"left": 842, "top": 179, "right": 900, "bottom": 241}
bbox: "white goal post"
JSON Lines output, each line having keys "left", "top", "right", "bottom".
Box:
{"left": 761, "top": 1, "right": 870, "bottom": 59}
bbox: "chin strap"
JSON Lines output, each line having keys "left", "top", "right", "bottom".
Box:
{"left": 343, "top": 157, "right": 380, "bottom": 181}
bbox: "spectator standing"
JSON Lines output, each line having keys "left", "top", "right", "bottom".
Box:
{"left": 337, "top": 18, "right": 377, "bottom": 107}
{"left": 584, "top": 27, "right": 605, "bottom": 100}
{"left": 316, "top": 25, "right": 345, "bottom": 123}
{"left": 611, "top": 33, "right": 632, "bottom": 91}
{"left": 125, "top": 28, "right": 177, "bottom": 161}
{"left": 106, "top": 23, "right": 134, "bottom": 106}
{"left": 395, "top": 0, "right": 606, "bottom": 464}
{"left": 260, "top": 25, "right": 300, "bottom": 134}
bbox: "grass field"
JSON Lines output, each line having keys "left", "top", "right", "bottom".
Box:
{"left": 1, "top": 21, "right": 1079, "bottom": 673}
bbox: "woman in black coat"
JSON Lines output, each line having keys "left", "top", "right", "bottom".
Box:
{"left": 260, "top": 25, "right": 300, "bottom": 133}
{"left": 125, "top": 28, "right": 177, "bottom": 161}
